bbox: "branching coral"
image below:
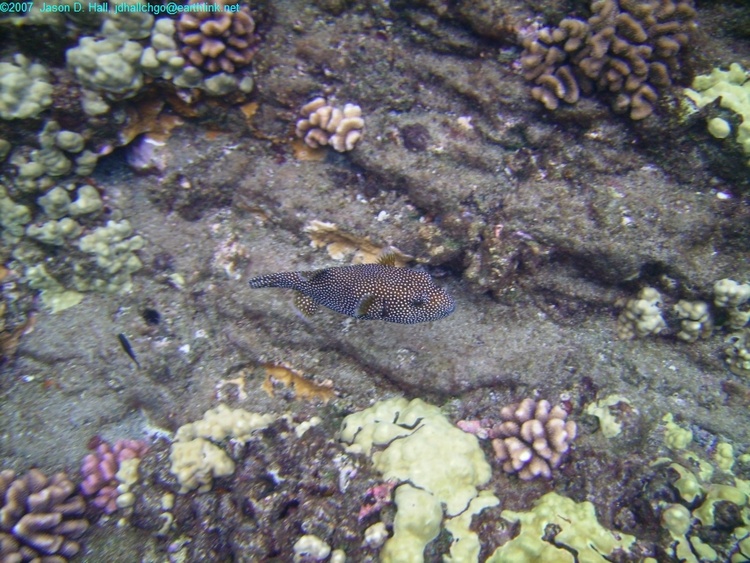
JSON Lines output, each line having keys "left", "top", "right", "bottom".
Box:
{"left": 295, "top": 98, "right": 364, "bottom": 152}
{"left": 714, "top": 278, "right": 750, "bottom": 328}
{"left": 459, "top": 398, "right": 577, "bottom": 480}
{"left": 520, "top": 0, "right": 697, "bottom": 119}
{"left": 0, "top": 468, "right": 89, "bottom": 561}
{"left": 724, "top": 328, "right": 750, "bottom": 378}
{"left": 493, "top": 398, "right": 576, "bottom": 480}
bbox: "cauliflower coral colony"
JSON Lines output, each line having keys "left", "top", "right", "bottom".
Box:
{"left": 0, "top": 0, "right": 262, "bottom": 315}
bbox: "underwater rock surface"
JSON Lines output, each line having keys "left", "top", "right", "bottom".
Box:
{"left": 1, "top": 0, "right": 749, "bottom": 560}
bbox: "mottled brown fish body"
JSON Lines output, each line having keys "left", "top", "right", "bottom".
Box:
{"left": 248, "top": 264, "right": 455, "bottom": 324}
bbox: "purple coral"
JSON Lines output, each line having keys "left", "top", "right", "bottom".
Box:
{"left": 80, "top": 438, "right": 149, "bottom": 514}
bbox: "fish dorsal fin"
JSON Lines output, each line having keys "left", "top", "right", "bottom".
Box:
{"left": 304, "top": 268, "right": 332, "bottom": 283}
{"left": 356, "top": 294, "right": 385, "bottom": 319}
{"left": 294, "top": 292, "right": 320, "bottom": 317}
{"left": 377, "top": 252, "right": 399, "bottom": 267}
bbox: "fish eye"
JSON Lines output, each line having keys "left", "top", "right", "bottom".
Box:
{"left": 411, "top": 297, "right": 426, "bottom": 308}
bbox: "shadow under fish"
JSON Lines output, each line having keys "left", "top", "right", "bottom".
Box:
{"left": 248, "top": 255, "right": 455, "bottom": 324}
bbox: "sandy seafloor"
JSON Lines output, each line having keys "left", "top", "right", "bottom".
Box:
{"left": 1, "top": 0, "right": 750, "bottom": 560}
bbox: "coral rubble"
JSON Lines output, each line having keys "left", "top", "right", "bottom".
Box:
{"left": 521, "top": 0, "right": 697, "bottom": 119}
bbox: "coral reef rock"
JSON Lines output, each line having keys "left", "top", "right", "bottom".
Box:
{"left": 0, "top": 468, "right": 89, "bottom": 561}
{"left": 490, "top": 398, "right": 577, "bottom": 480}
{"left": 295, "top": 97, "right": 364, "bottom": 152}
{"left": 176, "top": 0, "right": 258, "bottom": 75}
{"left": 520, "top": 0, "right": 697, "bottom": 119}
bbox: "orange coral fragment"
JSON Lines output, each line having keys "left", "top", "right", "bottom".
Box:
{"left": 304, "top": 220, "right": 411, "bottom": 265}
{"left": 262, "top": 363, "right": 335, "bottom": 403}
{"left": 0, "top": 313, "right": 36, "bottom": 362}
{"left": 205, "top": 130, "right": 229, "bottom": 141}
{"left": 291, "top": 138, "right": 327, "bottom": 162}
{"left": 120, "top": 99, "right": 184, "bottom": 146}
{"left": 240, "top": 101, "right": 259, "bottom": 121}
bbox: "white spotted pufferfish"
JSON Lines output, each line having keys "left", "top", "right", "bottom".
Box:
{"left": 248, "top": 254, "right": 455, "bottom": 324}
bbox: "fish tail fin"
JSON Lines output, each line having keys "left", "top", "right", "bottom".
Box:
{"left": 248, "top": 272, "right": 301, "bottom": 289}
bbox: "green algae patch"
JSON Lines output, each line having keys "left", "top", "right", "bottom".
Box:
{"left": 487, "top": 492, "right": 635, "bottom": 563}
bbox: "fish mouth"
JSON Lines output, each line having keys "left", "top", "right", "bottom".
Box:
{"left": 441, "top": 295, "right": 456, "bottom": 316}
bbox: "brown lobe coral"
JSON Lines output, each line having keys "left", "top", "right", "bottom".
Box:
{"left": 520, "top": 0, "right": 697, "bottom": 119}
{"left": 0, "top": 468, "right": 89, "bottom": 561}
{"left": 176, "top": 0, "right": 258, "bottom": 75}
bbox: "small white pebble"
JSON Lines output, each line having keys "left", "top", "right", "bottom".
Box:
{"left": 115, "top": 492, "right": 135, "bottom": 509}
{"left": 293, "top": 534, "right": 331, "bottom": 562}
{"left": 364, "top": 522, "right": 389, "bottom": 548}
{"left": 161, "top": 492, "right": 175, "bottom": 511}
{"left": 456, "top": 115, "right": 473, "bottom": 130}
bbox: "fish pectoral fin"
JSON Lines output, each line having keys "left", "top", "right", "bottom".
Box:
{"left": 377, "top": 250, "right": 399, "bottom": 267}
{"left": 294, "top": 292, "right": 320, "bottom": 317}
{"left": 356, "top": 294, "right": 385, "bottom": 319}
